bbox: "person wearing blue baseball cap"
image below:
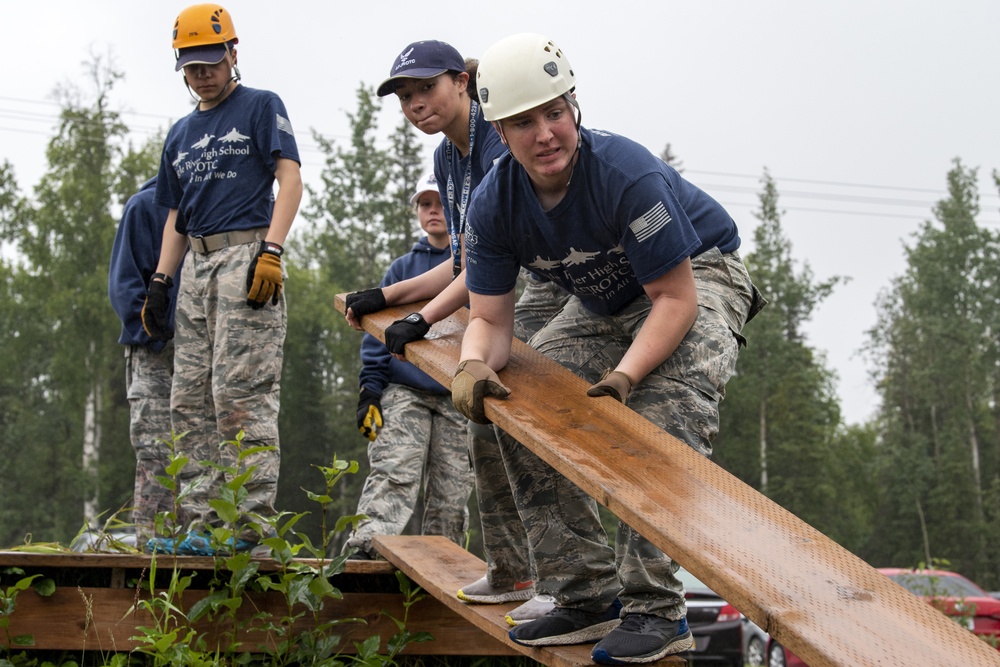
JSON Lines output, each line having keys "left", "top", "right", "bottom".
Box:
{"left": 344, "top": 39, "right": 570, "bottom": 621}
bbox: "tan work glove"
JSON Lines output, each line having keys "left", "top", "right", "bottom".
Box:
{"left": 586, "top": 370, "right": 635, "bottom": 403}
{"left": 246, "top": 241, "right": 284, "bottom": 309}
{"left": 451, "top": 360, "right": 511, "bottom": 425}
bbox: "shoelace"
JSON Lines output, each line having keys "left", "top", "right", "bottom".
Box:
{"left": 615, "top": 614, "right": 668, "bottom": 634}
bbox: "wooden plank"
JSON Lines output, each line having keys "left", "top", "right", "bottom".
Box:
{"left": 0, "top": 551, "right": 396, "bottom": 577}
{"left": 5, "top": 587, "right": 516, "bottom": 656}
{"left": 0, "top": 552, "right": 515, "bottom": 656}
{"left": 374, "top": 535, "right": 685, "bottom": 667}
{"left": 341, "top": 295, "right": 1000, "bottom": 667}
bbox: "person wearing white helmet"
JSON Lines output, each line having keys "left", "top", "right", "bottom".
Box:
{"left": 344, "top": 39, "right": 570, "bottom": 618}
{"left": 344, "top": 171, "right": 474, "bottom": 558}
{"left": 142, "top": 3, "right": 302, "bottom": 556}
{"left": 453, "top": 33, "right": 764, "bottom": 664}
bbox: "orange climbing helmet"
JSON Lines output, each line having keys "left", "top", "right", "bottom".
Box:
{"left": 172, "top": 4, "right": 238, "bottom": 71}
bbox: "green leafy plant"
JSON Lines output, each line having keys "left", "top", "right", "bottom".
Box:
{"left": 125, "top": 435, "right": 432, "bottom": 666}
{"left": 0, "top": 567, "right": 55, "bottom": 658}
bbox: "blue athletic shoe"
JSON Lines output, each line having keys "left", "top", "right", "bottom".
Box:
{"left": 591, "top": 614, "right": 694, "bottom": 664}
{"left": 144, "top": 535, "right": 184, "bottom": 555}
{"left": 177, "top": 531, "right": 258, "bottom": 556}
{"left": 144, "top": 531, "right": 259, "bottom": 557}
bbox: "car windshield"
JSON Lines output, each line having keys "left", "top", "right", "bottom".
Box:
{"left": 888, "top": 572, "right": 986, "bottom": 598}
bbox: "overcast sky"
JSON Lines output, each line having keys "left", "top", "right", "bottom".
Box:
{"left": 4, "top": 1, "right": 999, "bottom": 425}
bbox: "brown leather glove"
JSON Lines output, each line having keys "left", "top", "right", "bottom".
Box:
{"left": 451, "top": 360, "right": 511, "bottom": 425}
{"left": 586, "top": 370, "right": 635, "bottom": 403}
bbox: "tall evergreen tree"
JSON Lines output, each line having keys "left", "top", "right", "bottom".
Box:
{"left": 867, "top": 159, "right": 999, "bottom": 584}
{"left": 0, "top": 57, "right": 152, "bottom": 545}
{"left": 716, "top": 170, "right": 850, "bottom": 538}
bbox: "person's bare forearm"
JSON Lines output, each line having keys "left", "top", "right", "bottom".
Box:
{"left": 416, "top": 268, "right": 472, "bottom": 324}
{"left": 461, "top": 290, "right": 516, "bottom": 370}
{"left": 382, "top": 260, "right": 453, "bottom": 305}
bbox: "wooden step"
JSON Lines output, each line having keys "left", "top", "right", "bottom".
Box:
{"left": 340, "top": 295, "right": 1000, "bottom": 667}
{"left": 373, "top": 535, "right": 686, "bottom": 666}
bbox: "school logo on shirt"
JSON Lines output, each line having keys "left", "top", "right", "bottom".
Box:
{"left": 172, "top": 125, "right": 251, "bottom": 183}
{"left": 563, "top": 247, "right": 600, "bottom": 266}
{"left": 219, "top": 128, "right": 250, "bottom": 143}
{"left": 629, "top": 202, "right": 672, "bottom": 243}
{"left": 192, "top": 133, "right": 215, "bottom": 149}
{"left": 529, "top": 256, "right": 561, "bottom": 271}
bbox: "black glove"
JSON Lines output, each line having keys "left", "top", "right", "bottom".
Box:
{"left": 141, "top": 275, "right": 174, "bottom": 342}
{"left": 357, "top": 388, "right": 383, "bottom": 442}
{"left": 385, "top": 313, "right": 431, "bottom": 355}
{"left": 346, "top": 288, "right": 386, "bottom": 319}
{"left": 246, "top": 241, "right": 284, "bottom": 309}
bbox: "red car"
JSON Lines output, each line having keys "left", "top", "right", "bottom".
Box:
{"left": 763, "top": 638, "right": 808, "bottom": 667}
{"left": 750, "top": 568, "right": 1000, "bottom": 666}
{"left": 878, "top": 567, "right": 1000, "bottom": 647}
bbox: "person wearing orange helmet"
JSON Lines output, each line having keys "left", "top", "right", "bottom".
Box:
{"left": 142, "top": 3, "right": 302, "bottom": 557}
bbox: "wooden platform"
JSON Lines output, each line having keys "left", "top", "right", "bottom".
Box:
{"left": 0, "top": 551, "right": 517, "bottom": 656}
{"left": 374, "top": 535, "right": 685, "bottom": 667}
{"left": 340, "top": 295, "right": 1000, "bottom": 667}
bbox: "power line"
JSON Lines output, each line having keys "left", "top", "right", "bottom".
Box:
{"left": 3, "top": 95, "right": 1000, "bottom": 219}
{"left": 687, "top": 169, "right": 962, "bottom": 197}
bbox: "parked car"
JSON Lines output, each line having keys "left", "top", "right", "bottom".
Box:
{"left": 741, "top": 617, "right": 809, "bottom": 667}
{"left": 742, "top": 618, "right": 768, "bottom": 667}
{"left": 878, "top": 567, "right": 1000, "bottom": 647}
{"left": 764, "top": 638, "right": 808, "bottom": 667}
{"left": 675, "top": 567, "right": 745, "bottom": 667}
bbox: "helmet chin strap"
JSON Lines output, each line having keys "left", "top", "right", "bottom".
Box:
{"left": 184, "top": 66, "right": 241, "bottom": 107}
{"left": 563, "top": 92, "right": 582, "bottom": 187}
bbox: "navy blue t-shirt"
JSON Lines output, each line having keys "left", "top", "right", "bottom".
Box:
{"left": 432, "top": 103, "right": 507, "bottom": 266}
{"left": 108, "top": 178, "right": 178, "bottom": 350}
{"left": 465, "top": 127, "right": 740, "bottom": 316}
{"left": 155, "top": 85, "right": 300, "bottom": 237}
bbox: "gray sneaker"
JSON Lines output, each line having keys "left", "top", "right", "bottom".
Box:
{"left": 509, "top": 599, "right": 622, "bottom": 646}
{"left": 457, "top": 575, "right": 535, "bottom": 604}
{"left": 591, "top": 614, "right": 693, "bottom": 664}
{"left": 505, "top": 594, "right": 556, "bottom": 626}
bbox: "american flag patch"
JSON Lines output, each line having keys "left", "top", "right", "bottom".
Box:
{"left": 629, "top": 202, "right": 671, "bottom": 242}
{"left": 276, "top": 114, "right": 294, "bottom": 136}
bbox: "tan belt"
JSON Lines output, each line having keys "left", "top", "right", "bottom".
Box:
{"left": 187, "top": 227, "right": 269, "bottom": 254}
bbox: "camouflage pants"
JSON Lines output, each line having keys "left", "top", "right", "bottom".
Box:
{"left": 125, "top": 343, "right": 174, "bottom": 542}
{"left": 172, "top": 241, "right": 285, "bottom": 540}
{"left": 495, "top": 248, "right": 756, "bottom": 618}
{"left": 471, "top": 273, "right": 571, "bottom": 587}
{"left": 346, "top": 384, "right": 473, "bottom": 555}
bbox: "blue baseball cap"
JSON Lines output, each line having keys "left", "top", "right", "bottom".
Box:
{"left": 376, "top": 40, "right": 465, "bottom": 97}
{"left": 175, "top": 43, "right": 229, "bottom": 71}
